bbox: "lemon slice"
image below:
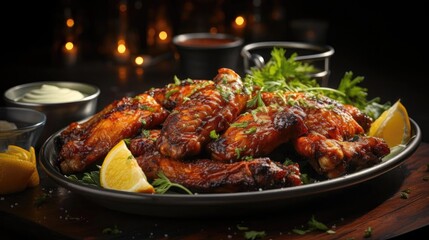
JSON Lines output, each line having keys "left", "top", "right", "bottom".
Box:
{"left": 0, "top": 150, "right": 36, "bottom": 194}
{"left": 368, "top": 100, "right": 411, "bottom": 148}
{"left": 27, "top": 146, "right": 40, "bottom": 187}
{"left": 100, "top": 140, "right": 155, "bottom": 193}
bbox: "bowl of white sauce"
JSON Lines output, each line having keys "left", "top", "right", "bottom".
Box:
{"left": 3, "top": 82, "right": 100, "bottom": 146}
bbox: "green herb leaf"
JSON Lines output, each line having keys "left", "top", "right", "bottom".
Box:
{"left": 308, "top": 215, "right": 329, "bottom": 231}
{"left": 209, "top": 130, "right": 219, "bottom": 140}
{"left": 292, "top": 215, "right": 335, "bottom": 235}
{"left": 244, "top": 48, "right": 390, "bottom": 120}
{"left": 244, "top": 230, "right": 266, "bottom": 240}
{"left": 244, "top": 48, "right": 318, "bottom": 93}
{"left": 152, "top": 171, "right": 193, "bottom": 195}
{"left": 364, "top": 227, "right": 372, "bottom": 238}
{"left": 67, "top": 169, "right": 100, "bottom": 187}
{"left": 244, "top": 127, "right": 257, "bottom": 134}
{"left": 231, "top": 121, "right": 249, "bottom": 128}
{"left": 173, "top": 75, "right": 181, "bottom": 85}
{"left": 34, "top": 193, "right": 50, "bottom": 207}
{"left": 102, "top": 225, "right": 122, "bottom": 235}
{"left": 236, "top": 224, "right": 249, "bottom": 231}
{"left": 400, "top": 188, "right": 411, "bottom": 199}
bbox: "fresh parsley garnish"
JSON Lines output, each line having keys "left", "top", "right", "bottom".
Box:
{"left": 151, "top": 171, "right": 193, "bottom": 194}
{"left": 364, "top": 226, "right": 372, "bottom": 238}
{"left": 236, "top": 225, "right": 266, "bottom": 240}
{"left": 244, "top": 230, "right": 266, "bottom": 240}
{"left": 67, "top": 168, "right": 101, "bottom": 187}
{"left": 102, "top": 225, "right": 122, "bottom": 235}
{"left": 34, "top": 193, "right": 50, "bottom": 207}
{"left": 244, "top": 47, "right": 390, "bottom": 120}
{"left": 400, "top": 188, "right": 411, "bottom": 199}
{"left": 209, "top": 130, "right": 220, "bottom": 140}
{"left": 292, "top": 215, "right": 335, "bottom": 235}
{"left": 244, "top": 126, "right": 257, "bottom": 134}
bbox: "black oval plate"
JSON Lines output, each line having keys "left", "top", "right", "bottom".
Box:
{"left": 39, "top": 119, "right": 422, "bottom": 217}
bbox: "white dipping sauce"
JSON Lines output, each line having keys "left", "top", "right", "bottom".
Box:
{"left": 21, "top": 84, "right": 85, "bottom": 103}
{"left": 0, "top": 120, "right": 17, "bottom": 131}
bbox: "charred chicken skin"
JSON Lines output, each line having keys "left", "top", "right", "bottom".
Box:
{"left": 156, "top": 68, "right": 249, "bottom": 159}
{"left": 261, "top": 91, "right": 390, "bottom": 178}
{"left": 207, "top": 104, "right": 308, "bottom": 162}
{"left": 57, "top": 94, "right": 168, "bottom": 174}
{"left": 129, "top": 130, "right": 302, "bottom": 193}
{"left": 145, "top": 79, "right": 214, "bottom": 110}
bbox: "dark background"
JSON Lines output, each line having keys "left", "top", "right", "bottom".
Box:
{"left": 1, "top": 0, "right": 427, "bottom": 142}
{"left": 0, "top": 1, "right": 428, "bottom": 238}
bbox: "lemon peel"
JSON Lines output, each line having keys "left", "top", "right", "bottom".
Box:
{"left": 0, "top": 145, "right": 38, "bottom": 194}
{"left": 100, "top": 140, "right": 154, "bottom": 193}
{"left": 368, "top": 100, "right": 411, "bottom": 148}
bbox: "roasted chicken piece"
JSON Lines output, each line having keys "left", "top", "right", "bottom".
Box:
{"left": 207, "top": 104, "right": 308, "bottom": 162}
{"left": 261, "top": 91, "right": 390, "bottom": 178}
{"left": 294, "top": 133, "right": 390, "bottom": 178}
{"left": 57, "top": 94, "right": 168, "bottom": 174}
{"left": 145, "top": 79, "right": 214, "bottom": 110}
{"left": 129, "top": 130, "right": 302, "bottom": 193}
{"left": 156, "top": 68, "right": 249, "bottom": 159}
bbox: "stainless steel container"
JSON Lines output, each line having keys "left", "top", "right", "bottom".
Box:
{"left": 3, "top": 81, "right": 100, "bottom": 147}
{"left": 241, "top": 41, "right": 335, "bottom": 86}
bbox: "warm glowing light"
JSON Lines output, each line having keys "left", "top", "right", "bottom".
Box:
{"left": 235, "top": 16, "right": 245, "bottom": 26}
{"left": 135, "top": 56, "right": 144, "bottom": 65}
{"left": 117, "top": 44, "right": 126, "bottom": 54}
{"left": 66, "top": 18, "right": 74, "bottom": 28}
{"left": 65, "top": 42, "right": 74, "bottom": 51}
{"left": 118, "top": 66, "right": 127, "bottom": 83}
{"left": 136, "top": 68, "right": 144, "bottom": 77}
{"left": 209, "top": 27, "right": 218, "bottom": 34}
{"left": 159, "top": 31, "right": 168, "bottom": 41}
{"left": 119, "top": 3, "right": 127, "bottom": 12}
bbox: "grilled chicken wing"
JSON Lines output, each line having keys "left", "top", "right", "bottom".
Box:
{"left": 129, "top": 130, "right": 302, "bottom": 193}
{"left": 57, "top": 94, "right": 168, "bottom": 174}
{"left": 156, "top": 68, "right": 249, "bottom": 159}
{"left": 261, "top": 92, "right": 390, "bottom": 178}
{"left": 145, "top": 79, "right": 214, "bottom": 110}
{"left": 207, "top": 105, "right": 308, "bottom": 162}
{"left": 294, "top": 133, "right": 390, "bottom": 178}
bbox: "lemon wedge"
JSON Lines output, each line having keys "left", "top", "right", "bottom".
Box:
{"left": 368, "top": 100, "right": 411, "bottom": 148}
{"left": 100, "top": 140, "right": 155, "bottom": 193}
{"left": 27, "top": 146, "right": 40, "bottom": 187}
{"left": 0, "top": 145, "right": 38, "bottom": 194}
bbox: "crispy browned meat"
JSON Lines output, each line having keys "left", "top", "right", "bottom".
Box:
{"left": 207, "top": 105, "right": 308, "bottom": 162}
{"left": 145, "top": 79, "right": 214, "bottom": 110}
{"left": 156, "top": 68, "right": 249, "bottom": 159}
{"left": 261, "top": 92, "right": 390, "bottom": 178}
{"left": 294, "top": 133, "right": 390, "bottom": 178}
{"left": 342, "top": 104, "right": 373, "bottom": 132}
{"left": 129, "top": 130, "right": 302, "bottom": 193}
{"left": 57, "top": 94, "right": 168, "bottom": 174}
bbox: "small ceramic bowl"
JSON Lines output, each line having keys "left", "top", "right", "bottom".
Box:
{"left": 173, "top": 32, "right": 244, "bottom": 79}
{"left": 0, "top": 107, "right": 46, "bottom": 151}
{"left": 3, "top": 81, "right": 100, "bottom": 146}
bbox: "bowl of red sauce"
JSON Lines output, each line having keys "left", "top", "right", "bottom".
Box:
{"left": 173, "top": 32, "right": 244, "bottom": 79}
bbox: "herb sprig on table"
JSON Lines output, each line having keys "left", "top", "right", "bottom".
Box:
{"left": 244, "top": 47, "right": 390, "bottom": 120}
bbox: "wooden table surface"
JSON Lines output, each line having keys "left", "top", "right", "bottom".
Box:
{"left": 1, "top": 140, "right": 428, "bottom": 240}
